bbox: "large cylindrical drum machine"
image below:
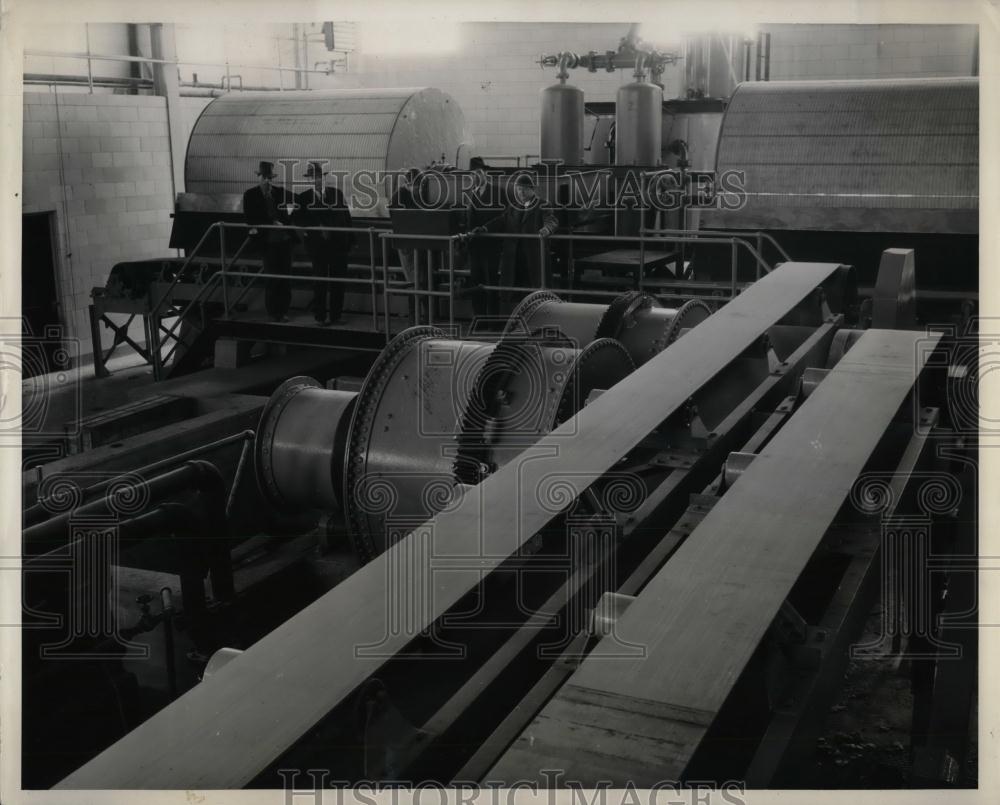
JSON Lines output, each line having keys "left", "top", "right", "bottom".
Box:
{"left": 507, "top": 290, "right": 712, "bottom": 367}
{"left": 254, "top": 324, "right": 640, "bottom": 562}
{"left": 183, "top": 87, "right": 474, "bottom": 215}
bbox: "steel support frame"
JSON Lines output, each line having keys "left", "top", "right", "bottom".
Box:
{"left": 741, "top": 413, "right": 944, "bottom": 786}
{"left": 486, "top": 327, "right": 942, "bottom": 787}
{"left": 406, "top": 319, "right": 837, "bottom": 780}
{"left": 57, "top": 261, "right": 849, "bottom": 789}
{"left": 457, "top": 395, "right": 802, "bottom": 782}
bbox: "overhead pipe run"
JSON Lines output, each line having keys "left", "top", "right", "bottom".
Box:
{"left": 24, "top": 74, "right": 154, "bottom": 90}
{"left": 538, "top": 47, "right": 681, "bottom": 85}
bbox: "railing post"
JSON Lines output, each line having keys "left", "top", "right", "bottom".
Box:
{"left": 568, "top": 234, "right": 575, "bottom": 294}
{"left": 539, "top": 234, "right": 547, "bottom": 290}
{"left": 448, "top": 236, "right": 455, "bottom": 332}
{"left": 730, "top": 239, "right": 738, "bottom": 298}
{"left": 85, "top": 24, "right": 94, "bottom": 94}
{"left": 756, "top": 231, "right": 763, "bottom": 280}
{"left": 149, "top": 312, "right": 163, "bottom": 380}
{"left": 425, "top": 248, "right": 434, "bottom": 327}
{"left": 220, "top": 224, "right": 229, "bottom": 318}
{"left": 382, "top": 234, "right": 391, "bottom": 339}
{"left": 638, "top": 229, "right": 646, "bottom": 292}
{"left": 368, "top": 228, "right": 378, "bottom": 333}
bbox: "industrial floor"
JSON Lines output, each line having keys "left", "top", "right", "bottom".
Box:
{"left": 799, "top": 608, "right": 977, "bottom": 787}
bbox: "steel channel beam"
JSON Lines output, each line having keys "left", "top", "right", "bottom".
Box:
{"left": 742, "top": 412, "right": 940, "bottom": 785}
{"left": 486, "top": 328, "right": 942, "bottom": 787}
{"left": 410, "top": 380, "right": 812, "bottom": 778}
{"left": 457, "top": 397, "right": 800, "bottom": 783}
{"left": 57, "top": 261, "right": 845, "bottom": 790}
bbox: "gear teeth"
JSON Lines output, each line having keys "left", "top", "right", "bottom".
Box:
{"left": 343, "top": 325, "right": 444, "bottom": 563}
{"left": 661, "top": 298, "right": 713, "bottom": 347}
{"left": 595, "top": 291, "right": 656, "bottom": 341}
{"left": 502, "top": 290, "right": 563, "bottom": 338}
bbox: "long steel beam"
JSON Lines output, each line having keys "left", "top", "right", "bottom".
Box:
{"left": 486, "top": 328, "right": 940, "bottom": 787}
{"left": 58, "top": 262, "right": 845, "bottom": 790}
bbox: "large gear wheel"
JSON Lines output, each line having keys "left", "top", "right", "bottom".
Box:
{"left": 342, "top": 326, "right": 446, "bottom": 562}
{"left": 660, "top": 298, "right": 713, "bottom": 348}
{"left": 454, "top": 332, "right": 634, "bottom": 485}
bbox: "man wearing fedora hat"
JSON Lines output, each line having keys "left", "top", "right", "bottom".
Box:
{"left": 243, "top": 160, "right": 296, "bottom": 322}
{"left": 293, "top": 161, "right": 355, "bottom": 325}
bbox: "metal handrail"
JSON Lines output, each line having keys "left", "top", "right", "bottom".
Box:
{"left": 642, "top": 226, "right": 792, "bottom": 268}
{"left": 378, "top": 231, "right": 463, "bottom": 335}
{"left": 215, "top": 222, "right": 384, "bottom": 326}
{"left": 24, "top": 49, "right": 336, "bottom": 74}
{"left": 374, "top": 228, "right": 772, "bottom": 338}
{"left": 156, "top": 229, "right": 254, "bottom": 364}
{"left": 149, "top": 221, "right": 222, "bottom": 317}
{"left": 155, "top": 221, "right": 385, "bottom": 369}
{"left": 153, "top": 220, "right": 786, "bottom": 368}
{"left": 467, "top": 230, "right": 772, "bottom": 290}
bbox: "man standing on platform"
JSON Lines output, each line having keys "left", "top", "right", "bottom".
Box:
{"left": 463, "top": 157, "right": 505, "bottom": 318}
{"left": 294, "top": 161, "right": 355, "bottom": 325}
{"left": 495, "top": 173, "right": 558, "bottom": 310}
{"left": 243, "top": 160, "right": 296, "bottom": 322}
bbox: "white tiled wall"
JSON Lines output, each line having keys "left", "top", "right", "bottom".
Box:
{"left": 22, "top": 91, "right": 175, "bottom": 352}
{"left": 760, "top": 23, "right": 977, "bottom": 80}
{"left": 347, "top": 22, "right": 675, "bottom": 163}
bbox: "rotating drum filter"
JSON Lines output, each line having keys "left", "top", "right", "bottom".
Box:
{"left": 506, "top": 290, "right": 712, "bottom": 367}
{"left": 342, "top": 327, "right": 499, "bottom": 561}
{"left": 254, "top": 376, "right": 358, "bottom": 512}
{"left": 342, "top": 327, "right": 635, "bottom": 561}
{"left": 454, "top": 335, "right": 635, "bottom": 485}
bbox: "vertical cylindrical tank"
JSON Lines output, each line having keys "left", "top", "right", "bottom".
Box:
{"left": 540, "top": 80, "right": 585, "bottom": 165}
{"left": 615, "top": 78, "right": 663, "bottom": 166}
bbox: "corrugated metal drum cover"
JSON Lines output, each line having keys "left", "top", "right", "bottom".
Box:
{"left": 184, "top": 88, "right": 472, "bottom": 212}
{"left": 707, "top": 78, "right": 978, "bottom": 233}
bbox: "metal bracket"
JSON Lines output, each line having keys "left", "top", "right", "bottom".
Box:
{"left": 770, "top": 601, "right": 827, "bottom": 670}
{"left": 772, "top": 600, "right": 808, "bottom": 647}
{"left": 799, "top": 366, "right": 830, "bottom": 399}
{"left": 588, "top": 592, "right": 636, "bottom": 639}
{"left": 688, "top": 403, "right": 713, "bottom": 444}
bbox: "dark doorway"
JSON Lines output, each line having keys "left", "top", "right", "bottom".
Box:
{"left": 21, "top": 211, "right": 65, "bottom": 378}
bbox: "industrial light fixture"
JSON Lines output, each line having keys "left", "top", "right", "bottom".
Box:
{"left": 359, "top": 19, "right": 460, "bottom": 56}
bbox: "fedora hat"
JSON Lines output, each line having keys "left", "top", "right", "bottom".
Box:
{"left": 304, "top": 161, "right": 328, "bottom": 178}
{"left": 256, "top": 160, "right": 276, "bottom": 179}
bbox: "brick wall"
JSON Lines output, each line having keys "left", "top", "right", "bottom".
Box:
{"left": 22, "top": 91, "right": 175, "bottom": 354}
{"left": 761, "top": 23, "right": 978, "bottom": 79}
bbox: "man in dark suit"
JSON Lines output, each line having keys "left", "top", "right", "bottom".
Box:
{"left": 471, "top": 173, "right": 557, "bottom": 312}
{"left": 463, "top": 157, "right": 504, "bottom": 318}
{"left": 294, "top": 161, "right": 355, "bottom": 325}
{"left": 243, "top": 160, "right": 296, "bottom": 322}
{"left": 388, "top": 168, "right": 427, "bottom": 323}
